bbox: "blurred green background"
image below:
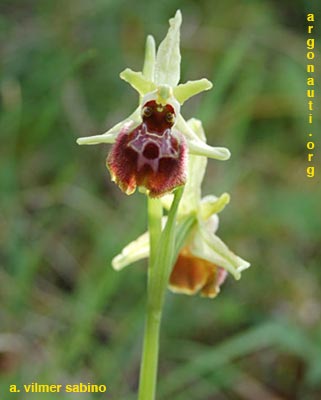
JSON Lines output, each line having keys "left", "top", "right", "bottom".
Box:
{"left": 1, "top": 0, "right": 321, "bottom": 399}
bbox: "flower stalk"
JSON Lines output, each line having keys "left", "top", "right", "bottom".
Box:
{"left": 138, "top": 188, "right": 184, "bottom": 400}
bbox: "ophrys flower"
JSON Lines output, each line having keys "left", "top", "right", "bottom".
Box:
{"left": 77, "top": 11, "right": 230, "bottom": 197}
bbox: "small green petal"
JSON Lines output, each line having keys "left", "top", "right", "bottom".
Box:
{"left": 120, "top": 68, "right": 156, "bottom": 96}
{"left": 173, "top": 79, "right": 213, "bottom": 104}
{"left": 143, "top": 35, "right": 156, "bottom": 81}
{"left": 112, "top": 232, "right": 149, "bottom": 270}
{"left": 200, "top": 193, "right": 230, "bottom": 220}
{"left": 155, "top": 10, "right": 182, "bottom": 87}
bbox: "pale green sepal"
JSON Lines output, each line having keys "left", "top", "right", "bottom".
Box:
{"left": 176, "top": 113, "right": 200, "bottom": 141}
{"left": 200, "top": 193, "right": 230, "bottom": 220}
{"left": 187, "top": 118, "right": 206, "bottom": 140}
{"left": 120, "top": 68, "right": 156, "bottom": 96}
{"left": 178, "top": 115, "right": 231, "bottom": 160}
{"left": 77, "top": 132, "right": 118, "bottom": 145}
{"left": 155, "top": 10, "right": 182, "bottom": 87}
{"left": 143, "top": 35, "right": 156, "bottom": 81}
{"left": 112, "top": 232, "right": 149, "bottom": 270}
{"left": 76, "top": 106, "right": 141, "bottom": 145}
{"left": 195, "top": 223, "right": 250, "bottom": 279}
{"left": 188, "top": 140, "right": 231, "bottom": 160}
{"left": 173, "top": 79, "right": 213, "bottom": 104}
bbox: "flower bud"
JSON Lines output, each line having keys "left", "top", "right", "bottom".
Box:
{"left": 169, "top": 248, "right": 227, "bottom": 298}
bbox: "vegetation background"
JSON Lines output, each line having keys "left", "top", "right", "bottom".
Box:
{"left": 1, "top": 0, "right": 320, "bottom": 399}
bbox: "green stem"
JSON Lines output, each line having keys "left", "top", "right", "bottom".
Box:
{"left": 147, "top": 197, "right": 163, "bottom": 269}
{"left": 137, "top": 306, "right": 161, "bottom": 400}
{"left": 138, "top": 188, "right": 184, "bottom": 400}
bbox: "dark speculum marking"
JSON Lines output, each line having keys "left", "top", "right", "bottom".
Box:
{"left": 107, "top": 120, "right": 186, "bottom": 197}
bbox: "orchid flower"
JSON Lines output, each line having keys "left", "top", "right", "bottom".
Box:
{"left": 76, "top": 10, "right": 250, "bottom": 399}
{"left": 77, "top": 10, "right": 230, "bottom": 197}
{"left": 112, "top": 118, "right": 250, "bottom": 298}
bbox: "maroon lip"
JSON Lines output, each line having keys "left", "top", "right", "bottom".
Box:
{"left": 106, "top": 102, "right": 186, "bottom": 197}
